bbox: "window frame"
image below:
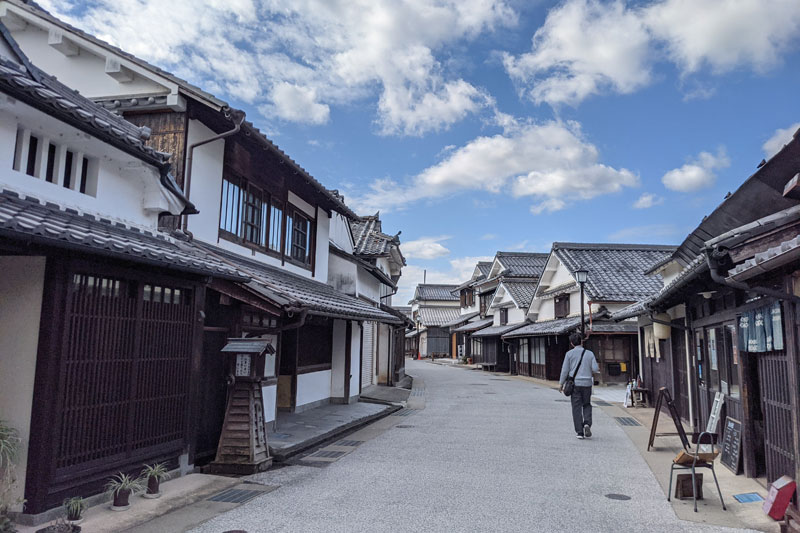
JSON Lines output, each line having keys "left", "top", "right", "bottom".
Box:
{"left": 554, "top": 295, "right": 570, "bottom": 319}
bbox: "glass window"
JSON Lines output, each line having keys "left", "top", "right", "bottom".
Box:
{"left": 722, "top": 324, "right": 740, "bottom": 398}
{"left": 706, "top": 327, "right": 720, "bottom": 392}
{"left": 242, "top": 184, "right": 263, "bottom": 245}
{"left": 287, "top": 209, "right": 312, "bottom": 265}
{"left": 219, "top": 177, "right": 242, "bottom": 236}
{"left": 268, "top": 201, "right": 283, "bottom": 252}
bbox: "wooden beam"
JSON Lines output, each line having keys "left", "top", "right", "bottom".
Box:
{"left": 105, "top": 57, "right": 133, "bottom": 83}
{"left": 48, "top": 30, "right": 79, "bottom": 56}
{"left": 0, "top": 7, "right": 27, "bottom": 31}
{"left": 208, "top": 279, "right": 282, "bottom": 316}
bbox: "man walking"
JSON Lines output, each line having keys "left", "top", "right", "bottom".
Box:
{"left": 559, "top": 332, "right": 599, "bottom": 439}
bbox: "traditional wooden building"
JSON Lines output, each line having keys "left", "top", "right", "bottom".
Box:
{"left": 505, "top": 243, "right": 674, "bottom": 383}
{"left": 407, "top": 284, "right": 460, "bottom": 358}
{"left": 616, "top": 129, "right": 800, "bottom": 485}
{"left": 0, "top": 25, "right": 245, "bottom": 517}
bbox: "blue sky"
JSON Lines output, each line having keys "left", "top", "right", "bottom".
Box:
{"left": 43, "top": 0, "right": 800, "bottom": 303}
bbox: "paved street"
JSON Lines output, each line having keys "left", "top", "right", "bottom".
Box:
{"left": 191, "top": 360, "right": 750, "bottom": 533}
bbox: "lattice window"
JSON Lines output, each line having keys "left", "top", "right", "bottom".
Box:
{"left": 12, "top": 126, "right": 98, "bottom": 196}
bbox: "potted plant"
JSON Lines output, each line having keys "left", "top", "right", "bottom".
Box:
{"left": 140, "top": 463, "right": 168, "bottom": 499}
{"left": 35, "top": 517, "right": 80, "bottom": 533}
{"left": 62, "top": 497, "right": 86, "bottom": 524}
{"left": 0, "top": 420, "right": 22, "bottom": 533}
{"left": 105, "top": 473, "right": 141, "bottom": 511}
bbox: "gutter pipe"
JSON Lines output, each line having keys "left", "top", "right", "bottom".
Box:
{"left": 704, "top": 248, "right": 800, "bottom": 305}
{"left": 182, "top": 108, "right": 246, "bottom": 233}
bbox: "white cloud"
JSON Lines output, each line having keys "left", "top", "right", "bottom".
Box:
{"left": 662, "top": 148, "right": 730, "bottom": 192}
{"left": 480, "top": 233, "right": 497, "bottom": 240}
{"left": 633, "top": 192, "right": 664, "bottom": 209}
{"left": 504, "top": 0, "right": 800, "bottom": 107}
{"left": 401, "top": 236, "right": 452, "bottom": 259}
{"left": 503, "top": 0, "right": 652, "bottom": 106}
{"left": 395, "top": 255, "right": 493, "bottom": 305}
{"left": 43, "top": 0, "right": 517, "bottom": 135}
{"left": 607, "top": 223, "right": 679, "bottom": 242}
{"left": 266, "top": 82, "right": 330, "bottom": 125}
{"left": 351, "top": 119, "right": 638, "bottom": 213}
{"left": 645, "top": 0, "right": 800, "bottom": 75}
{"left": 763, "top": 123, "right": 800, "bottom": 159}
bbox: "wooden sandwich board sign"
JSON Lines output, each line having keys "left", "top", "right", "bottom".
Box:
{"left": 647, "top": 387, "right": 690, "bottom": 451}
{"left": 720, "top": 417, "right": 742, "bottom": 474}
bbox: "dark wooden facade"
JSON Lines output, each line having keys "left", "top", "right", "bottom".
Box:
{"left": 426, "top": 327, "right": 450, "bottom": 357}
{"left": 513, "top": 336, "right": 564, "bottom": 380}
{"left": 24, "top": 257, "right": 205, "bottom": 514}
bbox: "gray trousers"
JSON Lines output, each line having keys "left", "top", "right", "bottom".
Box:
{"left": 571, "top": 386, "right": 592, "bottom": 434}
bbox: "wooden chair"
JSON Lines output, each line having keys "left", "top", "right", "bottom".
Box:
{"left": 667, "top": 431, "right": 727, "bottom": 512}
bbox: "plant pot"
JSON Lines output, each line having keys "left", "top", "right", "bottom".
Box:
{"left": 143, "top": 476, "right": 161, "bottom": 498}
{"left": 111, "top": 489, "right": 131, "bottom": 511}
{"left": 66, "top": 515, "right": 84, "bottom": 525}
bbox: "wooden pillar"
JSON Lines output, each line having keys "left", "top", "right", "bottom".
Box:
{"left": 785, "top": 275, "right": 800, "bottom": 485}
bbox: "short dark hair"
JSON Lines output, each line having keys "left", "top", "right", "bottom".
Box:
{"left": 569, "top": 332, "right": 583, "bottom": 346}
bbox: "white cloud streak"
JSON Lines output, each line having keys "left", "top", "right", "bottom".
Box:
{"left": 633, "top": 192, "right": 664, "bottom": 209}
{"left": 661, "top": 148, "right": 730, "bottom": 192}
{"left": 504, "top": 0, "right": 800, "bottom": 107}
{"left": 401, "top": 236, "right": 452, "bottom": 259}
{"left": 763, "top": 122, "right": 800, "bottom": 159}
{"left": 41, "top": 0, "right": 517, "bottom": 136}
{"left": 351, "top": 119, "right": 638, "bottom": 213}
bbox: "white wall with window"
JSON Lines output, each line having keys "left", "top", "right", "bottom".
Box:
{"left": 0, "top": 102, "right": 176, "bottom": 228}
{"left": 185, "top": 119, "right": 331, "bottom": 281}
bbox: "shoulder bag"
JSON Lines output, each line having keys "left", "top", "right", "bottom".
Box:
{"left": 563, "top": 348, "right": 587, "bottom": 397}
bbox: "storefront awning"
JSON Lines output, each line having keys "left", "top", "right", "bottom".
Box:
{"left": 452, "top": 317, "right": 493, "bottom": 333}
{"left": 502, "top": 316, "right": 582, "bottom": 338}
{"left": 442, "top": 311, "right": 479, "bottom": 328}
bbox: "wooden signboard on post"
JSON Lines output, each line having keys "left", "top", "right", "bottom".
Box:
{"left": 647, "top": 387, "right": 690, "bottom": 451}
{"left": 720, "top": 417, "right": 742, "bottom": 474}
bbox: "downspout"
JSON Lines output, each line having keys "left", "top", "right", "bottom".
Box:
{"left": 182, "top": 109, "right": 246, "bottom": 233}
{"left": 704, "top": 248, "right": 800, "bottom": 304}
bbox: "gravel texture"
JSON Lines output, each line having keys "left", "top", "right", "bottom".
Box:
{"left": 191, "top": 360, "right": 755, "bottom": 533}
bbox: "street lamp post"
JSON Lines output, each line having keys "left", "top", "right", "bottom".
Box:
{"left": 575, "top": 269, "right": 589, "bottom": 338}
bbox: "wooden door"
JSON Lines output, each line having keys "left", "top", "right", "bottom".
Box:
{"left": 758, "top": 352, "right": 796, "bottom": 482}
{"left": 195, "top": 330, "right": 229, "bottom": 464}
{"left": 672, "top": 327, "right": 690, "bottom": 422}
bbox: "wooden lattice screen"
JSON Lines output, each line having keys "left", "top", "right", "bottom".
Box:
{"left": 759, "top": 352, "right": 796, "bottom": 482}
{"left": 55, "top": 272, "right": 196, "bottom": 474}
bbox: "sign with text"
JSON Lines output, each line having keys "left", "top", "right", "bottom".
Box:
{"left": 721, "top": 417, "right": 742, "bottom": 474}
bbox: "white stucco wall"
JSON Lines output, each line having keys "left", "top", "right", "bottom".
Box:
{"left": 9, "top": 20, "right": 172, "bottom": 100}
{"left": 330, "top": 319, "right": 347, "bottom": 398}
{"left": 328, "top": 213, "right": 354, "bottom": 253}
{"left": 350, "top": 323, "right": 361, "bottom": 397}
{"left": 357, "top": 267, "right": 380, "bottom": 303}
{"left": 0, "top": 102, "right": 168, "bottom": 228}
{"left": 261, "top": 384, "right": 277, "bottom": 424}
{"left": 328, "top": 253, "right": 357, "bottom": 295}
{"left": 377, "top": 323, "right": 390, "bottom": 383}
{"left": 296, "top": 370, "right": 332, "bottom": 408}
{"left": 0, "top": 256, "right": 45, "bottom": 510}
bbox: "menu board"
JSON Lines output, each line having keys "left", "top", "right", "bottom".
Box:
{"left": 721, "top": 417, "right": 742, "bottom": 474}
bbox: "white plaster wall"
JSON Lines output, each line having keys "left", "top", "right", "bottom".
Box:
{"left": 328, "top": 254, "right": 357, "bottom": 296}
{"left": 419, "top": 330, "right": 428, "bottom": 357}
{"left": 296, "top": 370, "right": 332, "bottom": 408}
{"left": 349, "top": 323, "right": 361, "bottom": 397}
{"left": 330, "top": 320, "right": 347, "bottom": 398}
{"left": 10, "top": 23, "right": 171, "bottom": 100}
{"left": 314, "top": 209, "right": 330, "bottom": 281}
{"left": 0, "top": 256, "right": 45, "bottom": 510}
{"left": 0, "top": 104, "right": 167, "bottom": 228}
{"left": 509, "top": 307, "right": 526, "bottom": 324}
{"left": 261, "top": 384, "right": 277, "bottom": 424}
{"left": 328, "top": 213, "right": 354, "bottom": 253}
{"left": 183, "top": 119, "right": 225, "bottom": 242}
{"left": 357, "top": 266, "right": 380, "bottom": 302}
{"left": 377, "top": 323, "right": 390, "bottom": 383}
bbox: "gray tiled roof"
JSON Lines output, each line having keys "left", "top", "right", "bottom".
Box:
{"left": 350, "top": 215, "right": 402, "bottom": 259}
{"left": 417, "top": 306, "right": 462, "bottom": 327}
{"left": 414, "top": 284, "right": 460, "bottom": 302}
{"left": 552, "top": 243, "right": 676, "bottom": 302}
{"left": 0, "top": 54, "right": 167, "bottom": 167}
{"left": 496, "top": 252, "right": 549, "bottom": 278}
{"left": 441, "top": 311, "right": 479, "bottom": 328}
{"left": 194, "top": 242, "right": 402, "bottom": 324}
{"left": 503, "top": 316, "right": 581, "bottom": 338}
{"left": 452, "top": 316, "right": 494, "bottom": 333}
{"left": 0, "top": 189, "right": 241, "bottom": 278}
{"left": 471, "top": 323, "right": 526, "bottom": 338}
{"left": 502, "top": 281, "right": 538, "bottom": 309}
{"left": 476, "top": 261, "right": 493, "bottom": 276}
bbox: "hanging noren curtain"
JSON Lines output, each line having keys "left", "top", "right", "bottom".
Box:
{"left": 738, "top": 301, "right": 783, "bottom": 353}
